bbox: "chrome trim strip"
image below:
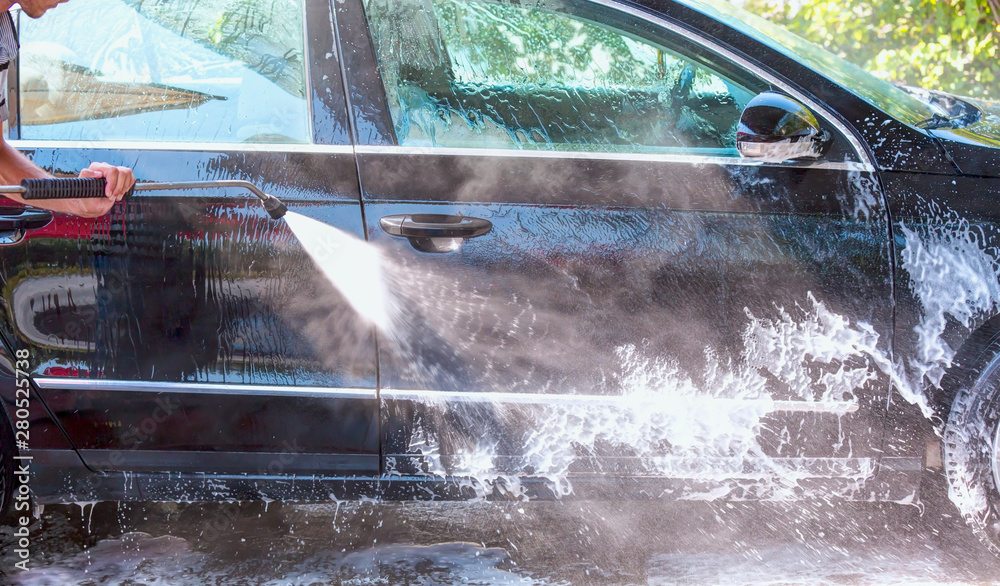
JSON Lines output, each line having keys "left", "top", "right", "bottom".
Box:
{"left": 381, "top": 389, "right": 858, "bottom": 414}
{"left": 8, "top": 139, "right": 354, "bottom": 155}
{"left": 589, "top": 0, "right": 874, "bottom": 171}
{"left": 355, "top": 145, "right": 870, "bottom": 172}
{"left": 32, "top": 379, "right": 857, "bottom": 413}
{"left": 32, "top": 378, "right": 376, "bottom": 399}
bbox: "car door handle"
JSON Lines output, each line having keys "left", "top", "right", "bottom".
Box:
{"left": 0, "top": 208, "right": 53, "bottom": 245}
{"left": 379, "top": 214, "right": 492, "bottom": 253}
{"left": 379, "top": 214, "right": 492, "bottom": 239}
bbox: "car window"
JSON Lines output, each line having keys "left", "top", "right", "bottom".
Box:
{"left": 16, "top": 0, "right": 310, "bottom": 144}
{"left": 363, "top": 0, "right": 767, "bottom": 155}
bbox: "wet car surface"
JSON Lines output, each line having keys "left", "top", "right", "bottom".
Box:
{"left": 3, "top": 0, "right": 1000, "bottom": 572}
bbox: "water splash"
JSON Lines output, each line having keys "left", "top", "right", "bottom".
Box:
{"left": 395, "top": 223, "right": 1000, "bottom": 496}
{"left": 9, "top": 533, "right": 205, "bottom": 585}
{"left": 8, "top": 530, "right": 543, "bottom": 585}
{"left": 282, "top": 203, "right": 1000, "bottom": 499}
{"left": 894, "top": 215, "right": 1000, "bottom": 414}
{"left": 74, "top": 501, "right": 99, "bottom": 534}
{"left": 283, "top": 211, "right": 394, "bottom": 332}
{"left": 646, "top": 544, "right": 965, "bottom": 585}
{"left": 401, "top": 294, "right": 880, "bottom": 498}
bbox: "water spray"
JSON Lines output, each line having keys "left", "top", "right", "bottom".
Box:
{"left": 2, "top": 177, "right": 395, "bottom": 331}
{"left": 5, "top": 177, "right": 288, "bottom": 219}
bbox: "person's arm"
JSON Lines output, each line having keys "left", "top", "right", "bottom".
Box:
{"left": 0, "top": 133, "right": 135, "bottom": 218}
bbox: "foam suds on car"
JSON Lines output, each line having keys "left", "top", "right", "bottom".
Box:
{"left": 894, "top": 214, "right": 1000, "bottom": 417}
{"left": 396, "top": 295, "right": 881, "bottom": 500}
{"left": 282, "top": 200, "right": 1000, "bottom": 502}
{"left": 379, "top": 207, "right": 1000, "bottom": 500}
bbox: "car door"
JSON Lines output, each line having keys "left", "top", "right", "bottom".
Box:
{"left": 337, "top": 0, "right": 894, "bottom": 498}
{"left": 0, "top": 0, "right": 379, "bottom": 479}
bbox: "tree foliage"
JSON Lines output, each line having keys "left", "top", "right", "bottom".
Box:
{"left": 737, "top": 0, "right": 1000, "bottom": 100}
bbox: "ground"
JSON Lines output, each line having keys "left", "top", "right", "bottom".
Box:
{"left": 2, "top": 472, "right": 1000, "bottom": 584}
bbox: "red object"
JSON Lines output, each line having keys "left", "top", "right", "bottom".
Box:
{"left": 41, "top": 366, "right": 90, "bottom": 378}
{"left": 24, "top": 213, "right": 99, "bottom": 241}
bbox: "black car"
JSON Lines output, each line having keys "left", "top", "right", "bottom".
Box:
{"left": 4, "top": 0, "right": 1000, "bottom": 559}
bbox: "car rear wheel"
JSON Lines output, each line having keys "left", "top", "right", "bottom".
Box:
{"left": 943, "top": 356, "right": 1000, "bottom": 557}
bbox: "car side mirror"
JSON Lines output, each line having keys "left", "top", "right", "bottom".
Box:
{"left": 737, "top": 91, "right": 831, "bottom": 162}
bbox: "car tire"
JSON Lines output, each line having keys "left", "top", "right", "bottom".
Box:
{"left": 0, "top": 406, "right": 14, "bottom": 522}
{"left": 943, "top": 355, "right": 1000, "bottom": 558}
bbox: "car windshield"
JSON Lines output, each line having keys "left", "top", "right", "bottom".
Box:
{"left": 677, "top": 0, "right": 937, "bottom": 127}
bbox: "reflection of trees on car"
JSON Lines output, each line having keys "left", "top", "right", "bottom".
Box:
{"left": 20, "top": 55, "right": 226, "bottom": 125}
{"left": 435, "top": 0, "right": 671, "bottom": 86}
{"left": 121, "top": 0, "right": 306, "bottom": 98}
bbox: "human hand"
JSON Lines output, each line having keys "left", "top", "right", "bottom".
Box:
{"left": 62, "top": 163, "right": 135, "bottom": 218}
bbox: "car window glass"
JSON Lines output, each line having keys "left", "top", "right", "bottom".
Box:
{"left": 363, "top": 0, "right": 765, "bottom": 155}
{"left": 16, "top": 0, "right": 310, "bottom": 144}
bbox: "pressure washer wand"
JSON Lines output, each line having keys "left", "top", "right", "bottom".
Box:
{"left": 1, "top": 178, "right": 288, "bottom": 219}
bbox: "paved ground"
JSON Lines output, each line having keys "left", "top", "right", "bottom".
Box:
{"left": 1, "top": 473, "right": 999, "bottom": 584}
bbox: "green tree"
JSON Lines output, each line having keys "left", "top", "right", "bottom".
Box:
{"left": 737, "top": 0, "right": 1000, "bottom": 100}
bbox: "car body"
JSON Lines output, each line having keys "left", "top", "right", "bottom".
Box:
{"left": 3, "top": 0, "right": 1000, "bottom": 555}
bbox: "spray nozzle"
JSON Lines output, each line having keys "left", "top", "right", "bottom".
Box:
{"left": 260, "top": 194, "right": 288, "bottom": 220}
